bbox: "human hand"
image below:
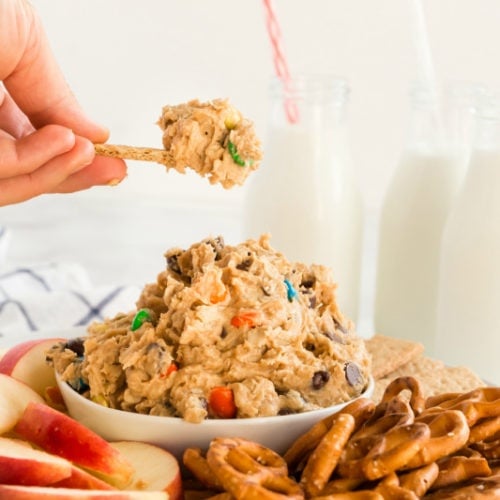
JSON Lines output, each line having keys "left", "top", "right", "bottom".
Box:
{"left": 0, "top": 0, "right": 127, "bottom": 206}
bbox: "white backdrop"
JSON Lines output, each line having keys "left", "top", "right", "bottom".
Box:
{"left": 27, "top": 0, "right": 500, "bottom": 207}
{"left": 2, "top": 0, "right": 500, "bottom": 331}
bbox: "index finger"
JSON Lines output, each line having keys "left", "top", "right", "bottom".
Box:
{"left": 1, "top": 0, "right": 109, "bottom": 143}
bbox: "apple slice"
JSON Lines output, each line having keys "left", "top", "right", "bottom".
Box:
{"left": 14, "top": 402, "right": 134, "bottom": 489}
{"left": 51, "top": 465, "right": 117, "bottom": 490}
{"left": 0, "top": 373, "right": 45, "bottom": 434}
{"left": 0, "top": 338, "right": 65, "bottom": 397}
{"left": 111, "top": 441, "right": 182, "bottom": 500}
{"left": 0, "top": 485, "right": 169, "bottom": 499}
{"left": 0, "top": 436, "right": 72, "bottom": 486}
{"left": 44, "top": 384, "right": 67, "bottom": 411}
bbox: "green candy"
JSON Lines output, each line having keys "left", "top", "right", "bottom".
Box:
{"left": 228, "top": 141, "right": 253, "bottom": 167}
{"left": 131, "top": 309, "right": 151, "bottom": 331}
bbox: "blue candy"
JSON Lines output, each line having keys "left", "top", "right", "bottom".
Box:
{"left": 284, "top": 279, "right": 298, "bottom": 302}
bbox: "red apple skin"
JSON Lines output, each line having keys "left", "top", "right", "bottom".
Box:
{"left": 0, "top": 338, "right": 65, "bottom": 397}
{"left": 51, "top": 465, "right": 117, "bottom": 490}
{"left": 0, "top": 437, "right": 72, "bottom": 486}
{"left": 44, "top": 384, "right": 67, "bottom": 411}
{"left": 0, "top": 374, "right": 45, "bottom": 434}
{"left": 165, "top": 470, "right": 183, "bottom": 500}
{"left": 14, "top": 402, "right": 134, "bottom": 488}
{"left": 0, "top": 485, "right": 168, "bottom": 499}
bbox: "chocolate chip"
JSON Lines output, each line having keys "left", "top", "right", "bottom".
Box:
{"left": 345, "top": 362, "right": 362, "bottom": 386}
{"left": 278, "top": 408, "right": 298, "bottom": 415}
{"left": 305, "top": 342, "right": 316, "bottom": 352}
{"left": 312, "top": 370, "right": 330, "bottom": 390}
{"left": 220, "top": 327, "right": 228, "bottom": 339}
{"left": 146, "top": 342, "right": 164, "bottom": 353}
{"left": 166, "top": 253, "right": 181, "bottom": 274}
{"left": 309, "top": 295, "right": 317, "bottom": 309}
{"left": 236, "top": 258, "right": 253, "bottom": 271}
{"left": 333, "top": 316, "right": 348, "bottom": 333}
{"left": 323, "top": 331, "right": 346, "bottom": 344}
{"left": 64, "top": 337, "right": 85, "bottom": 357}
{"left": 69, "top": 377, "right": 89, "bottom": 394}
{"left": 301, "top": 279, "right": 315, "bottom": 289}
{"left": 208, "top": 236, "right": 225, "bottom": 259}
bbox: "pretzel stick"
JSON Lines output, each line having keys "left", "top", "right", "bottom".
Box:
{"left": 300, "top": 413, "right": 356, "bottom": 497}
{"left": 94, "top": 143, "right": 174, "bottom": 166}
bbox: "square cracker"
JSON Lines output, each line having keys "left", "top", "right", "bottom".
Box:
{"left": 365, "top": 334, "right": 424, "bottom": 379}
{"left": 372, "top": 355, "right": 486, "bottom": 402}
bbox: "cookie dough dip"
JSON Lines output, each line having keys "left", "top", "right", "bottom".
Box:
{"left": 158, "top": 99, "right": 262, "bottom": 188}
{"left": 49, "top": 235, "right": 371, "bottom": 424}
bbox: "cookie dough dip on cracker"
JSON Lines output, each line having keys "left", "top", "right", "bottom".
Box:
{"left": 49, "top": 235, "right": 371, "bottom": 423}
{"left": 95, "top": 98, "right": 262, "bottom": 189}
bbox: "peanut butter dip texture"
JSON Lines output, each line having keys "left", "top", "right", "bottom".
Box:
{"left": 49, "top": 235, "right": 371, "bottom": 423}
{"left": 157, "top": 98, "right": 262, "bottom": 188}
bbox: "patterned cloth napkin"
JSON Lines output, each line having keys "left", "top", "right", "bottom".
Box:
{"left": 0, "top": 227, "right": 140, "bottom": 347}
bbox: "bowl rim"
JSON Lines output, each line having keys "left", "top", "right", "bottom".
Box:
{"left": 56, "top": 372, "right": 375, "bottom": 426}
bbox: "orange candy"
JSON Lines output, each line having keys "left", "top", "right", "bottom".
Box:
{"left": 209, "top": 386, "right": 237, "bottom": 419}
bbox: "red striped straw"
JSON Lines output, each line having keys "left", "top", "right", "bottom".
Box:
{"left": 262, "top": 0, "right": 299, "bottom": 124}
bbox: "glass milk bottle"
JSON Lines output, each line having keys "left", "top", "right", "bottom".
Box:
{"left": 374, "top": 84, "right": 468, "bottom": 353}
{"left": 436, "top": 88, "right": 500, "bottom": 383}
{"left": 243, "top": 75, "right": 364, "bottom": 323}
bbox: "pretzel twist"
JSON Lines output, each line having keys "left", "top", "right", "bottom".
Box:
{"left": 374, "top": 472, "right": 419, "bottom": 499}
{"left": 377, "top": 376, "right": 426, "bottom": 417}
{"left": 426, "top": 387, "right": 500, "bottom": 426}
{"left": 403, "top": 409, "right": 470, "bottom": 469}
{"left": 320, "top": 477, "right": 365, "bottom": 495}
{"left": 471, "top": 437, "right": 500, "bottom": 460}
{"left": 432, "top": 451, "right": 492, "bottom": 490}
{"left": 284, "top": 398, "right": 375, "bottom": 473}
{"left": 310, "top": 492, "right": 384, "bottom": 499}
{"left": 469, "top": 415, "right": 500, "bottom": 445}
{"left": 398, "top": 462, "right": 439, "bottom": 497}
{"left": 183, "top": 447, "right": 224, "bottom": 491}
{"left": 206, "top": 437, "right": 304, "bottom": 500}
{"left": 424, "top": 473, "right": 500, "bottom": 499}
{"left": 425, "top": 392, "right": 462, "bottom": 409}
{"left": 337, "top": 422, "right": 430, "bottom": 480}
{"left": 350, "top": 401, "right": 414, "bottom": 445}
{"left": 205, "top": 494, "right": 234, "bottom": 500}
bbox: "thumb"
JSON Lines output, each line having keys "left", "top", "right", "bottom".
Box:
{"left": 3, "top": 1, "right": 109, "bottom": 143}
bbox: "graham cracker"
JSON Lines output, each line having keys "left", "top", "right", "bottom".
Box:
{"left": 365, "top": 334, "right": 424, "bottom": 379}
{"left": 95, "top": 143, "right": 174, "bottom": 166}
{"left": 372, "top": 355, "right": 486, "bottom": 402}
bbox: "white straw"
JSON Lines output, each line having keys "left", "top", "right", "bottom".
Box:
{"left": 408, "top": 0, "right": 446, "bottom": 144}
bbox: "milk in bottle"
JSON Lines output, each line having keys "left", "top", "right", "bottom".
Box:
{"left": 374, "top": 84, "right": 468, "bottom": 353}
{"left": 243, "top": 75, "right": 363, "bottom": 323}
{"left": 436, "top": 88, "right": 500, "bottom": 383}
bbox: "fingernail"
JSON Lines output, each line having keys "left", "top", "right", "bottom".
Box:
{"left": 107, "top": 178, "right": 123, "bottom": 186}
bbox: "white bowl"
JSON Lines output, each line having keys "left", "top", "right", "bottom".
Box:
{"left": 57, "top": 373, "right": 374, "bottom": 460}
